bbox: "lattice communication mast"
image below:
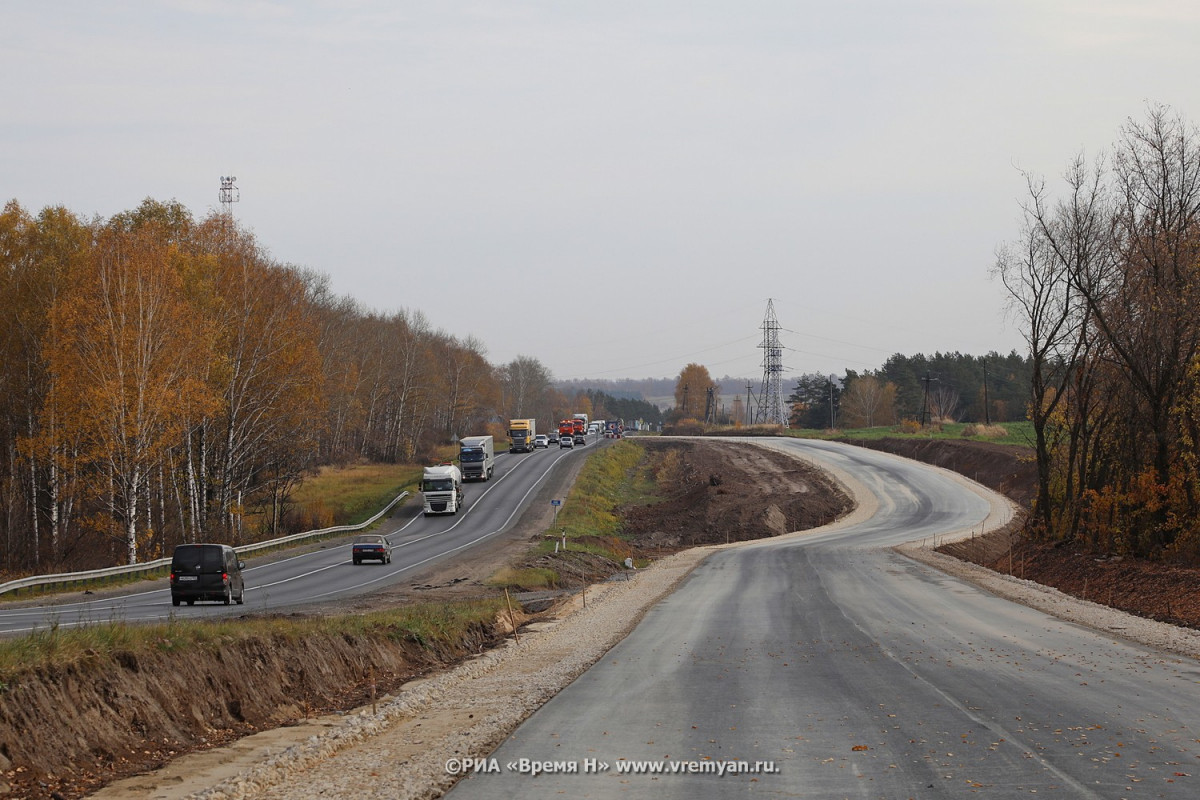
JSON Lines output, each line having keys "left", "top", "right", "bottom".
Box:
{"left": 755, "top": 298, "right": 788, "bottom": 426}
{"left": 219, "top": 175, "right": 239, "bottom": 219}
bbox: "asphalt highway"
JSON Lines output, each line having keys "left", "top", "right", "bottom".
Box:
{"left": 0, "top": 439, "right": 591, "bottom": 635}
{"left": 447, "top": 438, "right": 1200, "bottom": 799}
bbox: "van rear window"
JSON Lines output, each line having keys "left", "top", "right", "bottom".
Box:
{"left": 173, "top": 545, "right": 224, "bottom": 572}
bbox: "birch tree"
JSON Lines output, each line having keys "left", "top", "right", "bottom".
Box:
{"left": 48, "top": 222, "right": 210, "bottom": 563}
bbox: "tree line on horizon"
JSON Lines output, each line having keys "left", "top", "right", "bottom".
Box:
{"left": 657, "top": 354, "right": 1033, "bottom": 429}
{"left": 787, "top": 351, "right": 1033, "bottom": 429}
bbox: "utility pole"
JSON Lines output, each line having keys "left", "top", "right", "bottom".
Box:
{"left": 982, "top": 362, "right": 991, "bottom": 425}
{"left": 920, "top": 372, "right": 937, "bottom": 426}
{"left": 828, "top": 375, "right": 836, "bottom": 430}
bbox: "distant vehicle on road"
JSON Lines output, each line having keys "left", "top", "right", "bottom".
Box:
{"left": 534, "top": 434, "right": 549, "bottom": 448}
{"left": 352, "top": 534, "right": 392, "bottom": 565}
{"left": 548, "top": 431, "right": 560, "bottom": 444}
{"left": 560, "top": 436, "right": 574, "bottom": 449}
{"left": 573, "top": 434, "right": 586, "bottom": 446}
{"left": 170, "top": 543, "right": 245, "bottom": 606}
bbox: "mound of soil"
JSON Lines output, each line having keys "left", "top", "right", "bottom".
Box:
{"left": 494, "top": 439, "right": 852, "bottom": 592}
{"left": 619, "top": 439, "right": 852, "bottom": 551}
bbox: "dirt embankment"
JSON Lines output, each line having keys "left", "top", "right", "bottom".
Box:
{"left": 618, "top": 438, "right": 852, "bottom": 551}
{"left": 0, "top": 621, "right": 511, "bottom": 800}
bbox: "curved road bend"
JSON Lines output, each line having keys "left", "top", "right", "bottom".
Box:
{"left": 449, "top": 438, "right": 1200, "bottom": 799}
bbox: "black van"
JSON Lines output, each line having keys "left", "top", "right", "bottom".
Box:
{"left": 170, "top": 543, "right": 245, "bottom": 606}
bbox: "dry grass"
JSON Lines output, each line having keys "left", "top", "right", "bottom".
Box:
{"left": 486, "top": 566, "right": 560, "bottom": 590}
{"left": 0, "top": 598, "right": 505, "bottom": 683}
{"left": 287, "top": 462, "right": 421, "bottom": 526}
{"left": 961, "top": 424, "right": 1010, "bottom": 439}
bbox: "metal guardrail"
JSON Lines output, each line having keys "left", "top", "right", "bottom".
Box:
{"left": 0, "top": 491, "right": 409, "bottom": 599}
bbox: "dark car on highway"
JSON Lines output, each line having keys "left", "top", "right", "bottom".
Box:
{"left": 352, "top": 534, "right": 392, "bottom": 564}
{"left": 170, "top": 543, "right": 245, "bottom": 606}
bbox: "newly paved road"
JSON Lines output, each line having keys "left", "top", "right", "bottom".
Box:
{"left": 449, "top": 438, "right": 1200, "bottom": 799}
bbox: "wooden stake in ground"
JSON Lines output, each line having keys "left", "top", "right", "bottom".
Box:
{"left": 504, "top": 587, "right": 520, "bottom": 644}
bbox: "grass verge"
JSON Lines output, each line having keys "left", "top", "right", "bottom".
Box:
{"left": 784, "top": 420, "right": 1035, "bottom": 447}
{"left": 286, "top": 462, "right": 422, "bottom": 528}
{"left": 0, "top": 598, "right": 505, "bottom": 684}
{"left": 550, "top": 440, "right": 654, "bottom": 544}
{"left": 488, "top": 440, "right": 660, "bottom": 590}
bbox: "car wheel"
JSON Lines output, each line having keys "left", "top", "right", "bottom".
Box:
{"left": 186, "top": 599, "right": 195, "bottom": 606}
{"left": 236, "top": 590, "right": 244, "bottom": 605}
{"left": 172, "top": 596, "right": 180, "bottom": 607}
{"left": 353, "top": 557, "right": 360, "bottom": 565}
{"left": 223, "top": 587, "right": 232, "bottom": 605}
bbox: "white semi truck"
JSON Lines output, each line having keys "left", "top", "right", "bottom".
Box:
{"left": 458, "top": 435, "right": 495, "bottom": 481}
{"left": 421, "top": 464, "right": 463, "bottom": 515}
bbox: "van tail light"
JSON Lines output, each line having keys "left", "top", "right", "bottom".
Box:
{"left": 222, "top": 572, "right": 230, "bottom": 584}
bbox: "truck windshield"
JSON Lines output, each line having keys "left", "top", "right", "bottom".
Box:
{"left": 422, "top": 479, "right": 454, "bottom": 492}
{"left": 460, "top": 451, "right": 483, "bottom": 461}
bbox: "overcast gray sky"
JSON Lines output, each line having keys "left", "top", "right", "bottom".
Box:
{"left": 3, "top": 1, "right": 1196, "bottom": 382}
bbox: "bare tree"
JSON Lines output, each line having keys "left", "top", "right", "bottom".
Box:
{"left": 501, "top": 356, "right": 552, "bottom": 419}
{"left": 839, "top": 375, "right": 896, "bottom": 428}
{"left": 996, "top": 155, "right": 1106, "bottom": 535}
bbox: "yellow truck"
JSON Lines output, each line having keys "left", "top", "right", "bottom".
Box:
{"left": 507, "top": 418, "right": 536, "bottom": 453}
